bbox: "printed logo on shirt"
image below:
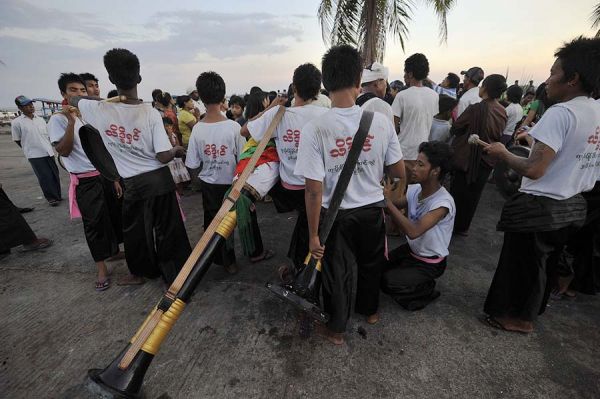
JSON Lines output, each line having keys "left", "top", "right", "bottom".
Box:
{"left": 329, "top": 134, "right": 374, "bottom": 158}
{"left": 204, "top": 144, "right": 229, "bottom": 159}
{"left": 576, "top": 125, "right": 600, "bottom": 170}
{"left": 105, "top": 124, "right": 141, "bottom": 145}
{"left": 282, "top": 129, "right": 301, "bottom": 147}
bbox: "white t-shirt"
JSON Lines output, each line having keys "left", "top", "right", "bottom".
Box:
{"left": 503, "top": 102, "right": 523, "bottom": 136}
{"left": 391, "top": 86, "right": 439, "bottom": 160}
{"left": 11, "top": 114, "right": 54, "bottom": 159}
{"left": 248, "top": 104, "right": 328, "bottom": 187}
{"left": 360, "top": 97, "right": 394, "bottom": 125}
{"left": 294, "top": 105, "right": 403, "bottom": 209}
{"left": 406, "top": 184, "right": 455, "bottom": 258}
{"left": 192, "top": 99, "right": 206, "bottom": 115}
{"left": 429, "top": 118, "right": 451, "bottom": 142}
{"left": 47, "top": 113, "right": 96, "bottom": 174}
{"left": 78, "top": 100, "right": 173, "bottom": 178}
{"left": 456, "top": 87, "right": 481, "bottom": 118}
{"left": 520, "top": 96, "right": 600, "bottom": 200}
{"left": 185, "top": 120, "right": 242, "bottom": 185}
{"left": 433, "top": 84, "right": 457, "bottom": 99}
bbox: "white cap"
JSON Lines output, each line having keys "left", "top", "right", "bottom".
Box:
{"left": 361, "top": 62, "right": 389, "bottom": 84}
{"left": 186, "top": 86, "right": 197, "bottom": 95}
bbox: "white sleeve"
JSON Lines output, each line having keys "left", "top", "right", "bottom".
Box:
{"left": 391, "top": 93, "right": 403, "bottom": 118}
{"left": 294, "top": 122, "right": 325, "bottom": 182}
{"left": 11, "top": 120, "right": 21, "bottom": 141}
{"left": 77, "top": 99, "right": 99, "bottom": 129}
{"left": 247, "top": 106, "right": 277, "bottom": 141}
{"left": 185, "top": 128, "right": 202, "bottom": 169}
{"left": 384, "top": 117, "right": 403, "bottom": 165}
{"left": 47, "top": 114, "right": 68, "bottom": 144}
{"left": 529, "top": 106, "right": 571, "bottom": 153}
{"left": 149, "top": 109, "right": 173, "bottom": 154}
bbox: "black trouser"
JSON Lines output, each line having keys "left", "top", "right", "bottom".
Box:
{"left": 122, "top": 190, "right": 191, "bottom": 283}
{"left": 75, "top": 175, "right": 120, "bottom": 262}
{"left": 381, "top": 244, "right": 447, "bottom": 308}
{"left": 200, "top": 182, "right": 265, "bottom": 266}
{"left": 28, "top": 156, "right": 61, "bottom": 202}
{"left": 484, "top": 227, "right": 579, "bottom": 321}
{"left": 321, "top": 206, "right": 386, "bottom": 333}
{"left": 0, "top": 188, "right": 36, "bottom": 251}
{"left": 555, "top": 182, "right": 600, "bottom": 294}
{"left": 269, "top": 183, "right": 308, "bottom": 269}
{"left": 449, "top": 162, "right": 492, "bottom": 233}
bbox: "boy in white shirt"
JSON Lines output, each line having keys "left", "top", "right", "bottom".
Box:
{"left": 501, "top": 85, "right": 524, "bottom": 145}
{"left": 382, "top": 141, "right": 455, "bottom": 310}
{"left": 391, "top": 53, "right": 439, "bottom": 174}
{"left": 429, "top": 94, "right": 458, "bottom": 142}
{"left": 295, "top": 45, "right": 406, "bottom": 345}
{"left": 243, "top": 63, "right": 328, "bottom": 271}
{"left": 73, "top": 48, "right": 191, "bottom": 286}
{"left": 483, "top": 37, "right": 600, "bottom": 333}
{"left": 48, "top": 73, "right": 123, "bottom": 291}
{"left": 186, "top": 72, "right": 242, "bottom": 274}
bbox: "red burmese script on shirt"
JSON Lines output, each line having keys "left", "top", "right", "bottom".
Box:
{"left": 105, "top": 124, "right": 140, "bottom": 145}
{"left": 329, "top": 134, "right": 374, "bottom": 158}
{"left": 204, "top": 144, "right": 229, "bottom": 159}
{"left": 588, "top": 127, "right": 600, "bottom": 150}
{"left": 282, "top": 129, "right": 300, "bottom": 147}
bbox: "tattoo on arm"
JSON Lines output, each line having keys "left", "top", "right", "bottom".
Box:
{"left": 504, "top": 141, "right": 555, "bottom": 180}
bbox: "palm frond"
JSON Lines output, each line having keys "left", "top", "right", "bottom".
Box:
{"left": 591, "top": 3, "right": 600, "bottom": 37}
{"left": 424, "top": 0, "right": 455, "bottom": 43}
{"left": 318, "top": 0, "right": 361, "bottom": 47}
{"left": 385, "top": 0, "right": 413, "bottom": 51}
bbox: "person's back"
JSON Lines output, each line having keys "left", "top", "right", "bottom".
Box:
{"left": 429, "top": 94, "right": 457, "bottom": 142}
{"left": 79, "top": 100, "right": 171, "bottom": 178}
{"left": 520, "top": 96, "right": 600, "bottom": 199}
{"left": 502, "top": 84, "right": 524, "bottom": 143}
{"left": 186, "top": 119, "right": 241, "bottom": 185}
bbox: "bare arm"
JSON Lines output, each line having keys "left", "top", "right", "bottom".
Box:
{"left": 386, "top": 201, "right": 448, "bottom": 240}
{"left": 156, "top": 146, "right": 186, "bottom": 164}
{"left": 305, "top": 178, "right": 325, "bottom": 260}
{"left": 522, "top": 108, "right": 537, "bottom": 127}
{"left": 393, "top": 115, "right": 401, "bottom": 134}
{"left": 54, "top": 108, "right": 78, "bottom": 156}
{"left": 484, "top": 140, "right": 556, "bottom": 180}
{"left": 240, "top": 123, "right": 250, "bottom": 138}
{"left": 386, "top": 160, "right": 406, "bottom": 194}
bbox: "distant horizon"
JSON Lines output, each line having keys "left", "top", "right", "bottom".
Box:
{"left": 0, "top": 0, "right": 596, "bottom": 109}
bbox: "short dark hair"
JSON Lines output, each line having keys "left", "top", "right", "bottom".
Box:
{"left": 446, "top": 73, "right": 460, "bottom": 89}
{"left": 482, "top": 74, "right": 507, "bottom": 99}
{"left": 162, "top": 117, "right": 173, "bottom": 126}
{"left": 228, "top": 95, "right": 245, "bottom": 109}
{"left": 151, "top": 89, "right": 162, "bottom": 101}
{"left": 506, "top": 84, "right": 523, "bottom": 103}
{"left": 107, "top": 89, "right": 118, "bottom": 98}
{"left": 438, "top": 94, "right": 458, "bottom": 114}
{"left": 418, "top": 141, "right": 453, "bottom": 181}
{"left": 57, "top": 73, "right": 85, "bottom": 94}
{"left": 103, "top": 48, "right": 140, "bottom": 90}
{"left": 404, "top": 53, "right": 429, "bottom": 81}
{"left": 554, "top": 36, "right": 600, "bottom": 96}
{"left": 196, "top": 71, "right": 225, "bottom": 105}
{"left": 157, "top": 92, "right": 172, "bottom": 107}
{"left": 293, "top": 63, "right": 322, "bottom": 101}
{"left": 79, "top": 73, "right": 98, "bottom": 83}
{"left": 176, "top": 95, "right": 191, "bottom": 108}
{"left": 321, "top": 45, "right": 362, "bottom": 92}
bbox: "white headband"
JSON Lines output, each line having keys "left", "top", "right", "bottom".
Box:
{"left": 361, "top": 62, "right": 389, "bottom": 84}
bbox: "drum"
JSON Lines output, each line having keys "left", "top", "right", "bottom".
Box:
{"left": 493, "top": 144, "right": 531, "bottom": 198}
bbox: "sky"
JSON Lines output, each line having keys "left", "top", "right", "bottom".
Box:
{"left": 0, "top": 0, "right": 597, "bottom": 109}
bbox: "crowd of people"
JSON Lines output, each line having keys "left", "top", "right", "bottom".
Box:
{"left": 2, "top": 35, "right": 600, "bottom": 344}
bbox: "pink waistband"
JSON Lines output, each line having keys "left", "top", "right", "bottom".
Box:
{"left": 69, "top": 170, "right": 100, "bottom": 219}
{"left": 410, "top": 252, "right": 445, "bottom": 264}
{"left": 282, "top": 181, "right": 305, "bottom": 190}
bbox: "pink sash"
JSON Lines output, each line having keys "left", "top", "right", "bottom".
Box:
{"left": 69, "top": 171, "right": 100, "bottom": 219}
{"left": 410, "top": 252, "right": 445, "bottom": 264}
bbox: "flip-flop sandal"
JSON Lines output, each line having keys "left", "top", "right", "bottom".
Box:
{"left": 250, "top": 249, "right": 275, "bottom": 264}
{"left": 95, "top": 278, "right": 111, "bottom": 291}
{"left": 480, "top": 315, "right": 529, "bottom": 335}
{"left": 19, "top": 239, "right": 53, "bottom": 252}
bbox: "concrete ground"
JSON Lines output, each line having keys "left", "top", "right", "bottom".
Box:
{"left": 1, "top": 134, "right": 599, "bottom": 399}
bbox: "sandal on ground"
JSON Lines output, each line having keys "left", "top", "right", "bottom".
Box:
{"left": 95, "top": 278, "right": 111, "bottom": 292}
{"left": 480, "top": 315, "right": 531, "bottom": 334}
{"left": 250, "top": 249, "right": 275, "bottom": 264}
{"left": 19, "top": 238, "right": 53, "bottom": 252}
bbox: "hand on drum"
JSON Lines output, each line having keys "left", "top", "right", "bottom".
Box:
{"left": 483, "top": 142, "right": 509, "bottom": 160}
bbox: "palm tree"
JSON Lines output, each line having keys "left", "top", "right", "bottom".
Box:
{"left": 592, "top": 3, "right": 600, "bottom": 37}
{"left": 318, "top": 0, "right": 456, "bottom": 66}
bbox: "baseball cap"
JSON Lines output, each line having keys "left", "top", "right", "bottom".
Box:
{"left": 186, "top": 86, "right": 197, "bottom": 95}
{"left": 14, "top": 95, "right": 34, "bottom": 107}
{"left": 460, "top": 67, "right": 484, "bottom": 85}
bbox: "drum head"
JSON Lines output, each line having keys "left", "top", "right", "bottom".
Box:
{"left": 493, "top": 145, "right": 531, "bottom": 198}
